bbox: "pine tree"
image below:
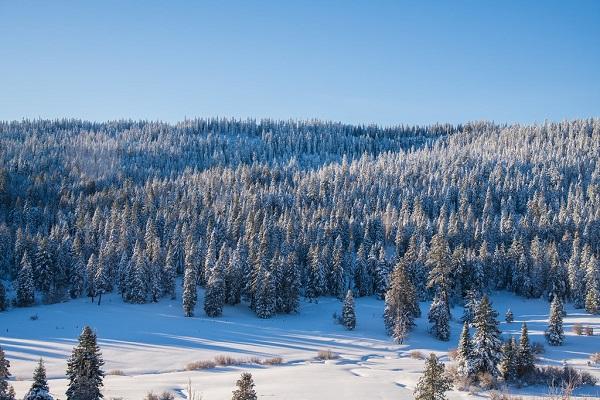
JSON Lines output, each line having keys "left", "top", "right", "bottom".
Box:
{"left": 461, "top": 290, "right": 480, "bottom": 325}
{"left": 471, "top": 295, "right": 502, "bottom": 377}
{"left": 162, "top": 245, "right": 176, "bottom": 300}
{"left": 455, "top": 322, "right": 474, "bottom": 377}
{"left": 17, "top": 252, "right": 35, "bottom": 307}
{"left": 384, "top": 263, "right": 418, "bottom": 343}
{"left": 342, "top": 290, "right": 356, "bottom": 330}
{"left": 94, "top": 261, "right": 110, "bottom": 306}
{"left": 585, "top": 255, "right": 599, "bottom": 314}
{"left": 505, "top": 309, "right": 514, "bottom": 323}
{"left": 330, "top": 236, "right": 346, "bottom": 299}
{"left": 585, "top": 285, "right": 600, "bottom": 314}
{"left": 0, "top": 283, "right": 6, "bottom": 312}
{"left": 0, "top": 345, "right": 16, "bottom": 400}
{"left": 515, "top": 322, "right": 534, "bottom": 378}
{"left": 231, "top": 372, "right": 257, "bottom": 400}
{"left": 204, "top": 246, "right": 226, "bottom": 317}
{"left": 545, "top": 296, "right": 564, "bottom": 346}
{"left": 374, "top": 246, "right": 389, "bottom": 299}
{"left": 428, "top": 291, "right": 450, "bottom": 341}
{"left": 427, "top": 233, "right": 453, "bottom": 296}
{"left": 182, "top": 263, "right": 197, "bottom": 317}
{"left": 498, "top": 337, "right": 517, "bottom": 382}
{"left": 127, "top": 241, "right": 147, "bottom": 304}
{"left": 254, "top": 266, "right": 275, "bottom": 319}
{"left": 66, "top": 326, "right": 104, "bottom": 400}
{"left": 24, "top": 359, "right": 53, "bottom": 400}
{"left": 414, "top": 353, "right": 452, "bottom": 400}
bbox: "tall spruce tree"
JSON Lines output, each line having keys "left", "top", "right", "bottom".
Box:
{"left": 24, "top": 359, "right": 53, "bottom": 400}
{"left": 471, "top": 295, "right": 502, "bottom": 377}
{"left": 0, "top": 345, "right": 16, "bottom": 400}
{"left": 17, "top": 252, "right": 35, "bottom": 307}
{"left": 384, "top": 263, "right": 418, "bottom": 343}
{"left": 414, "top": 353, "right": 452, "bottom": 400}
{"left": 498, "top": 337, "right": 517, "bottom": 383}
{"left": 516, "top": 322, "right": 534, "bottom": 378}
{"left": 182, "top": 264, "right": 197, "bottom": 317}
{"left": 455, "top": 322, "right": 474, "bottom": 377}
{"left": 231, "top": 372, "right": 257, "bottom": 400}
{"left": 342, "top": 289, "right": 356, "bottom": 330}
{"left": 204, "top": 246, "right": 226, "bottom": 317}
{"left": 545, "top": 296, "right": 564, "bottom": 346}
{"left": 66, "top": 326, "right": 104, "bottom": 400}
{"left": 0, "top": 283, "right": 6, "bottom": 312}
{"left": 428, "top": 290, "right": 450, "bottom": 341}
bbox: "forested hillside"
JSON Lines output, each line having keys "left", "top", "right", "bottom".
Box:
{"left": 0, "top": 118, "right": 598, "bottom": 324}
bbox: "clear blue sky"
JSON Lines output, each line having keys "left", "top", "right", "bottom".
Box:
{"left": 1, "top": 1, "right": 599, "bottom": 125}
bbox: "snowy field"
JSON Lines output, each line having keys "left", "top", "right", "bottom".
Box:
{"left": 1, "top": 288, "right": 599, "bottom": 400}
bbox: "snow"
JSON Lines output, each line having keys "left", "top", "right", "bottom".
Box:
{"left": 1, "top": 287, "right": 599, "bottom": 399}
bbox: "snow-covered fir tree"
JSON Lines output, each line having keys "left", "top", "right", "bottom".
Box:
{"left": 342, "top": 289, "right": 356, "bottom": 330}
{"left": 66, "top": 326, "right": 104, "bottom": 400}
{"left": 16, "top": 252, "right": 35, "bottom": 307}
{"left": 413, "top": 353, "right": 452, "bottom": 400}
{"left": 545, "top": 296, "right": 564, "bottom": 346}
{"left": 0, "top": 345, "right": 16, "bottom": 400}
{"left": 182, "top": 263, "right": 197, "bottom": 317}
{"left": 384, "top": 263, "right": 418, "bottom": 343}
{"left": 24, "top": 359, "right": 53, "bottom": 400}
{"left": 455, "top": 322, "right": 474, "bottom": 377}
{"left": 428, "top": 290, "right": 450, "bottom": 341}
{"left": 471, "top": 295, "right": 502, "bottom": 377}
{"left": 231, "top": 372, "right": 257, "bottom": 400}
{"left": 0, "top": 283, "right": 6, "bottom": 312}
{"left": 498, "top": 337, "right": 517, "bottom": 383}
{"left": 504, "top": 309, "right": 513, "bottom": 323}
{"left": 515, "top": 322, "right": 534, "bottom": 378}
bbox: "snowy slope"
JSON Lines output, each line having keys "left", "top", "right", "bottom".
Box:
{"left": 1, "top": 288, "right": 599, "bottom": 400}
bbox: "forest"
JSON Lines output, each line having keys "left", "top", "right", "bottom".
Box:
{"left": 0, "top": 118, "right": 598, "bottom": 320}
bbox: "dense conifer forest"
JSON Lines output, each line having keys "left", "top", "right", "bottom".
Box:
{"left": 0, "top": 118, "right": 598, "bottom": 326}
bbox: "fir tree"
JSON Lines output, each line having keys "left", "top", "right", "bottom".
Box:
{"left": 204, "top": 247, "right": 226, "bottom": 317}
{"left": 182, "top": 264, "right": 197, "bottom": 317}
{"left": 498, "top": 337, "right": 517, "bottom": 382}
{"left": 17, "top": 252, "right": 35, "bottom": 307}
{"left": 505, "top": 309, "right": 514, "bottom": 323}
{"left": 231, "top": 372, "right": 257, "bottom": 400}
{"left": 461, "top": 290, "right": 480, "bottom": 325}
{"left": 24, "top": 359, "right": 53, "bottom": 400}
{"left": 455, "top": 322, "right": 474, "bottom": 377}
{"left": 585, "top": 285, "right": 600, "bottom": 314}
{"left": 471, "top": 295, "right": 502, "bottom": 377}
{"left": 0, "top": 283, "right": 6, "bottom": 312}
{"left": 515, "top": 322, "right": 534, "bottom": 378}
{"left": 0, "top": 345, "right": 16, "bottom": 400}
{"left": 94, "top": 261, "right": 110, "bottom": 306}
{"left": 66, "top": 326, "right": 104, "bottom": 400}
{"left": 162, "top": 245, "right": 176, "bottom": 300}
{"left": 342, "top": 290, "right": 356, "bottom": 330}
{"left": 254, "top": 266, "right": 275, "bottom": 319}
{"left": 585, "top": 255, "right": 599, "bottom": 314}
{"left": 545, "top": 296, "right": 564, "bottom": 346}
{"left": 428, "top": 290, "right": 450, "bottom": 341}
{"left": 384, "top": 263, "right": 418, "bottom": 343}
{"left": 414, "top": 353, "right": 452, "bottom": 400}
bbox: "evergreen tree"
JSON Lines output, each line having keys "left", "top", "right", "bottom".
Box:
{"left": 24, "top": 359, "right": 53, "bottom": 400}
{"left": 384, "top": 263, "right": 418, "bottom": 343}
{"left": 498, "top": 337, "right": 517, "bottom": 382}
{"left": 66, "top": 326, "right": 104, "bottom": 400}
{"left": 515, "top": 322, "right": 534, "bottom": 378}
{"left": 162, "top": 245, "right": 176, "bottom": 300}
{"left": 182, "top": 264, "right": 197, "bottom": 317}
{"left": 204, "top": 246, "right": 226, "bottom": 317}
{"left": 427, "top": 233, "right": 453, "bottom": 297}
{"left": 585, "top": 255, "right": 599, "bottom": 314}
{"left": 0, "top": 283, "right": 6, "bottom": 312}
{"left": 428, "top": 291, "right": 450, "bottom": 341}
{"left": 342, "top": 290, "right": 356, "bottom": 330}
{"left": 374, "top": 246, "right": 389, "bottom": 299}
{"left": 545, "top": 296, "right": 564, "bottom": 346}
{"left": 330, "top": 236, "right": 346, "bottom": 299}
{"left": 231, "top": 372, "right": 257, "bottom": 400}
{"left": 16, "top": 252, "right": 35, "bottom": 307}
{"left": 254, "top": 266, "right": 275, "bottom": 319}
{"left": 505, "top": 309, "right": 514, "bottom": 323}
{"left": 127, "top": 241, "right": 147, "bottom": 304}
{"left": 414, "top": 353, "right": 452, "bottom": 400}
{"left": 455, "top": 322, "right": 474, "bottom": 377}
{"left": 471, "top": 295, "right": 502, "bottom": 377}
{"left": 0, "top": 345, "right": 15, "bottom": 400}
{"left": 93, "top": 261, "right": 110, "bottom": 306}
{"left": 461, "top": 290, "right": 480, "bottom": 325}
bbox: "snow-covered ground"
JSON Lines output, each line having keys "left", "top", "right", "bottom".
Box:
{"left": 1, "top": 288, "right": 599, "bottom": 400}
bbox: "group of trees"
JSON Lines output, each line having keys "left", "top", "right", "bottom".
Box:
{"left": 0, "top": 118, "right": 598, "bottom": 332}
{"left": 0, "top": 327, "right": 258, "bottom": 400}
{"left": 0, "top": 326, "right": 103, "bottom": 400}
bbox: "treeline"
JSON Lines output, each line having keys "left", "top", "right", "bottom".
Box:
{"left": 0, "top": 118, "right": 598, "bottom": 325}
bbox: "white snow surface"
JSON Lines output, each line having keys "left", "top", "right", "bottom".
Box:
{"left": 1, "top": 288, "right": 599, "bottom": 400}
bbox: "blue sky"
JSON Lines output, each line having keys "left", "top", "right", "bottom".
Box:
{"left": 1, "top": 1, "right": 599, "bottom": 125}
